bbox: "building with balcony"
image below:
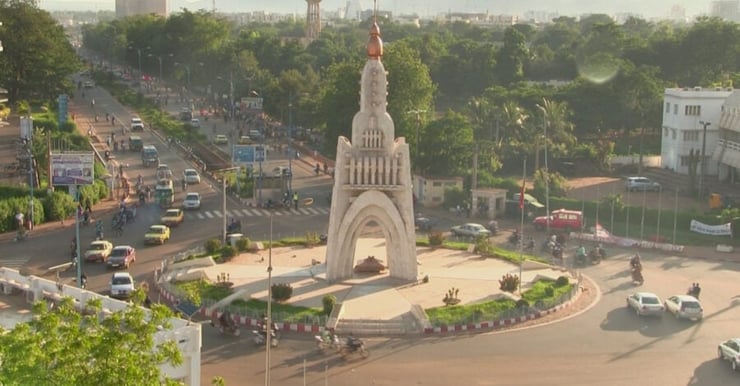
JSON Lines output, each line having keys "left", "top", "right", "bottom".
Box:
{"left": 660, "top": 87, "right": 734, "bottom": 177}
{"left": 115, "top": 0, "right": 168, "bottom": 18}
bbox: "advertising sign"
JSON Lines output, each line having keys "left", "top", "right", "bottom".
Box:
{"left": 233, "top": 145, "right": 266, "bottom": 165}
{"left": 240, "top": 96, "right": 263, "bottom": 111}
{"left": 51, "top": 152, "right": 95, "bottom": 186}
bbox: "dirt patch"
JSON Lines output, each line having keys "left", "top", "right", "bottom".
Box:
{"left": 565, "top": 176, "right": 705, "bottom": 213}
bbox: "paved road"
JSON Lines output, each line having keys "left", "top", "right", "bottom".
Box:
{"left": 197, "top": 251, "right": 740, "bottom": 386}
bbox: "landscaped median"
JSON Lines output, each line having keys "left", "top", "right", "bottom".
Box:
{"left": 156, "top": 234, "right": 587, "bottom": 335}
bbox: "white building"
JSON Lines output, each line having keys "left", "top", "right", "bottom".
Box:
{"left": 660, "top": 87, "right": 734, "bottom": 176}
{"left": 712, "top": 91, "right": 740, "bottom": 183}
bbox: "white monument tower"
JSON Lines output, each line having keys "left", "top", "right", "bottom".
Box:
{"left": 324, "top": 15, "right": 417, "bottom": 282}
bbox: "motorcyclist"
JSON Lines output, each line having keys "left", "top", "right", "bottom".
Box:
{"left": 509, "top": 229, "right": 520, "bottom": 245}
{"left": 689, "top": 283, "right": 701, "bottom": 299}
{"left": 630, "top": 254, "right": 642, "bottom": 269}
{"left": 219, "top": 310, "right": 234, "bottom": 329}
{"left": 80, "top": 272, "right": 88, "bottom": 288}
{"left": 95, "top": 220, "right": 104, "bottom": 240}
{"left": 576, "top": 244, "right": 586, "bottom": 258}
{"left": 345, "top": 335, "right": 363, "bottom": 351}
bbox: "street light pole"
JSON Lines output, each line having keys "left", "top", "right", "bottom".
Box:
{"left": 288, "top": 92, "right": 293, "bottom": 194}
{"left": 536, "top": 104, "right": 550, "bottom": 234}
{"left": 265, "top": 212, "right": 273, "bottom": 386}
{"left": 229, "top": 71, "right": 234, "bottom": 119}
{"left": 699, "top": 120, "right": 711, "bottom": 198}
{"left": 136, "top": 49, "right": 142, "bottom": 93}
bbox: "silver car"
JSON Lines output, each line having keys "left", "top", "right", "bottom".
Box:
{"left": 626, "top": 292, "right": 664, "bottom": 317}
{"left": 664, "top": 294, "right": 703, "bottom": 321}
{"left": 625, "top": 177, "right": 661, "bottom": 192}
{"left": 450, "top": 223, "right": 491, "bottom": 238}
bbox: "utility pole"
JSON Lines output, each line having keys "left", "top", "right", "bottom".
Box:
{"left": 536, "top": 104, "right": 550, "bottom": 233}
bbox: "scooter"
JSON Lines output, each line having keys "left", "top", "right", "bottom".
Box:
{"left": 210, "top": 315, "right": 240, "bottom": 336}
{"left": 252, "top": 329, "right": 279, "bottom": 347}
{"left": 588, "top": 247, "right": 606, "bottom": 263}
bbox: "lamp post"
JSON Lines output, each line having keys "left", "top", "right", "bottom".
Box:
{"left": 135, "top": 48, "right": 142, "bottom": 93}
{"left": 265, "top": 212, "right": 274, "bottom": 385}
{"left": 288, "top": 92, "right": 294, "bottom": 194}
{"left": 698, "top": 120, "right": 711, "bottom": 198}
{"left": 536, "top": 104, "right": 550, "bottom": 234}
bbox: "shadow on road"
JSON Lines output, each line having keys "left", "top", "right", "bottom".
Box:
{"left": 688, "top": 357, "right": 737, "bottom": 386}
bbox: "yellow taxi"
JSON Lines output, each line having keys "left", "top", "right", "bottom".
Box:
{"left": 161, "top": 208, "right": 184, "bottom": 227}
{"left": 144, "top": 225, "right": 170, "bottom": 245}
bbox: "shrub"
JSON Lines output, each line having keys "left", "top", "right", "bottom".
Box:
{"left": 544, "top": 286, "right": 555, "bottom": 297}
{"left": 515, "top": 299, "right": 530, "bottom": 309}
{"left": 443, "top": 287, "right": 461, "bottom": 305}
{"left": 428, "top": 232, "right": 445, "bottom": 246}
{"left": 220, "top": 245, "right": 237, "bottom": 260}
{"left": 555, "top": 276, "right": 570, "bottom": 287}
{"left": 204, "top": 238, "right": 221, "bottom": 255}
{"left": 235, "top": 237, "right": 250, "bottom": 252}
{"left": 474, "top": 236, "right": 493, "bottom": 255}
{"left": 322, "top": 294, "right": 337, "bottom": 316}
{"left": 271, "top": 283, "right": 293, "bottom": 302}
{"left": 499, "top": 273, "right": 520, "bottom": 293}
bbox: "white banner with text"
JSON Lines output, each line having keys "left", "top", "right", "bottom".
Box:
{"left": 689, "top": 220, "right": 733, "bottom": 236}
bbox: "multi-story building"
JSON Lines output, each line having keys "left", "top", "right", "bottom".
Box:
{"left": 115, "top": 0, "right": 168, "bottom": 18}
{"left": 660, "top": 87, "right": 734, "bottom": 178}
{"left": 712, "top": 91, "right": 740, "bottom": 183}
{"left": 710, "top": 0, "right": 740, "bottom": 22}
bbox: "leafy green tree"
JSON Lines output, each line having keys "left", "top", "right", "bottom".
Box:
{"left": 495, "top": 27, "right": 528, "bottom": 85}
{"left": 0, "top": 293, "right": 183, "bottom": 385}
{"left": 417, "top": 110, "right": 473, "bottom": 177}
{"left": 0, "top": 0, "right": 80, "bottom": 104}
{"left": 317, "top": 60, "right": 362, "bottom": 157}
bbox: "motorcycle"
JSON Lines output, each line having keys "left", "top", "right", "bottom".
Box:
{"left": 631, "top": 264, "right": 644, "bottom": 285}
{"left": 314, "top": 332, "right": 341, "bottom": 353}
{"left": 574, "top": 250, "right": 587, "bottom": 266}
{"left": 588, "top": 247, "right": 606, "bottom": 264}
{"left": 687, "top": 284, "right": 701, "bottom": 299}
{"left": 340, "top": 337, "right": 370, "bottom": 359}
{"left": 252, "top": 329, "right": 279, "bottom": 347}
{"left": 551, "top": 244, "right": 563, "bottom": 260}
{"left": 508, "top": 233, "right": 520, "bottom": 246}
{"left": 210, "top": 312, "right": 240, "bottom": 336}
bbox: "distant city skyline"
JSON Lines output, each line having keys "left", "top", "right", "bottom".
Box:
{"left": 40, "top": 0, "right": 709, "bottom": 20}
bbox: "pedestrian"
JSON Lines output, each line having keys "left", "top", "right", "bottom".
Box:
{"left": 293, "top": 191, "right": 299, "bottom": 210}
{"left": 323, "top": 163, "right": 328, "bottom": 175}
{"left": 111, "top": 116, "right": 115, "bottom": 125}
{"left": 182, "top": 179, "right": 187, "bottom": 192}
{"left": 105, "top": 112, "right": 109, "bottom": 121}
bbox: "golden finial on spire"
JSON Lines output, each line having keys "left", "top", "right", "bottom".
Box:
{"left": 366, "top": 0, "right": 383, "bottom": 59}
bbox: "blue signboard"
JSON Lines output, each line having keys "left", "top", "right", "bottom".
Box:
{"left": 233, "top": 145, "right": 255, "bottom": 164}
{"left": 233, "top": 145, "right": 266, "bottom": 165}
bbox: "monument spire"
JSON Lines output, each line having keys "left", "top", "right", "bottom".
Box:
{"left": 366, "top": 1, "right": 383, "bottom": 60}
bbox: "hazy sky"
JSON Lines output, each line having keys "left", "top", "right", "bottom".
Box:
{"left": 41, "top": 0, "right": 708, "bottom": 19}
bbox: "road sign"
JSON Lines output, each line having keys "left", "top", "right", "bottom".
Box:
{"left": 51, "top": 152, "right": 95, "bottom": 186}
{"left": 233, "top": 145, "right": 266, "bottom": 165}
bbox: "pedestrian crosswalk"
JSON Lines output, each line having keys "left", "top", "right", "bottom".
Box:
{"left": 188, "top": 206, "right": 330, "bottom": 220}
{"left": 0, "top": 257, "right": 30, "bottom": 270}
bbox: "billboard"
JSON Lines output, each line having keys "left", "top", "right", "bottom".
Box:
{"left": 232, "top": 145, "right": 266, "bottom": 165}
{"left": 51, "top": 152, "right": 95, "bottom": 186}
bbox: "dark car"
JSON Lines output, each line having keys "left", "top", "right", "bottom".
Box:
{"left": 107, "top": 245, "right": 136, "bottom": 269}
{"left": 415, "top": 217, "right": 435, "bottom": 231}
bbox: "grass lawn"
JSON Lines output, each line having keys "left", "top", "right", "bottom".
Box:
{"left": 425, "top": 280, "right": 573, "bottom": 326}
{"left": 228, "top": 299, "right": 325, "bottom": 323}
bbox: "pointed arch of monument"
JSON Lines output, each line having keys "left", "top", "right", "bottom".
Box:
{"left": 328, "top": 190, "right": 414, "bottom": 281}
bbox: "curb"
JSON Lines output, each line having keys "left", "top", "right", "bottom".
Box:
{"left": 422, "top": 295, "right": 576, "bottom": 334}
{"left": 156, "top": 278, "right": 580, "bottom": 336}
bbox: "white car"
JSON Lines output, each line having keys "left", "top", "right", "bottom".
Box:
{"left": 183, "top": 168, "right": 201, "bottom": 184}
{"left": 190, "top": 118, "right": 200, "bottom": 128}
{"left": 718, "top": 338, "right": 740, "bottom": 372}
{"left": 131, "top": 117, "right": 145, "bottom": 132}
{"left": 450, "top": 223, "right": 491, "bottom": 238}
{"left": 664, "top": 294, "right": 703, "bottom": 321}
{"left": 110, "top": 272, "right": 135, "bottom": 300}
{"left": 183, "top": 192, "right": 201, "bottom": 210}
{"left": 213, "top": 134, "right": 228, "bottom": 145}
{"left": 626, "top": 292, "right": 664, "bottom": 317}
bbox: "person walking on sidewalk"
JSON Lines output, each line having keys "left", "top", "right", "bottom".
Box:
{"left": 293, "top": 191, "right": 299, "bottom": 210}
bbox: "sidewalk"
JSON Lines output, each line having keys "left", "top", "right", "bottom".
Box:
{"left": 0, "top": 86, "right": 134, "bottom": 244}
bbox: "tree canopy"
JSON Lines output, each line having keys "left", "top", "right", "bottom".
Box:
{"left": 0, "top": 293, "right": 184, "bottom": 385}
